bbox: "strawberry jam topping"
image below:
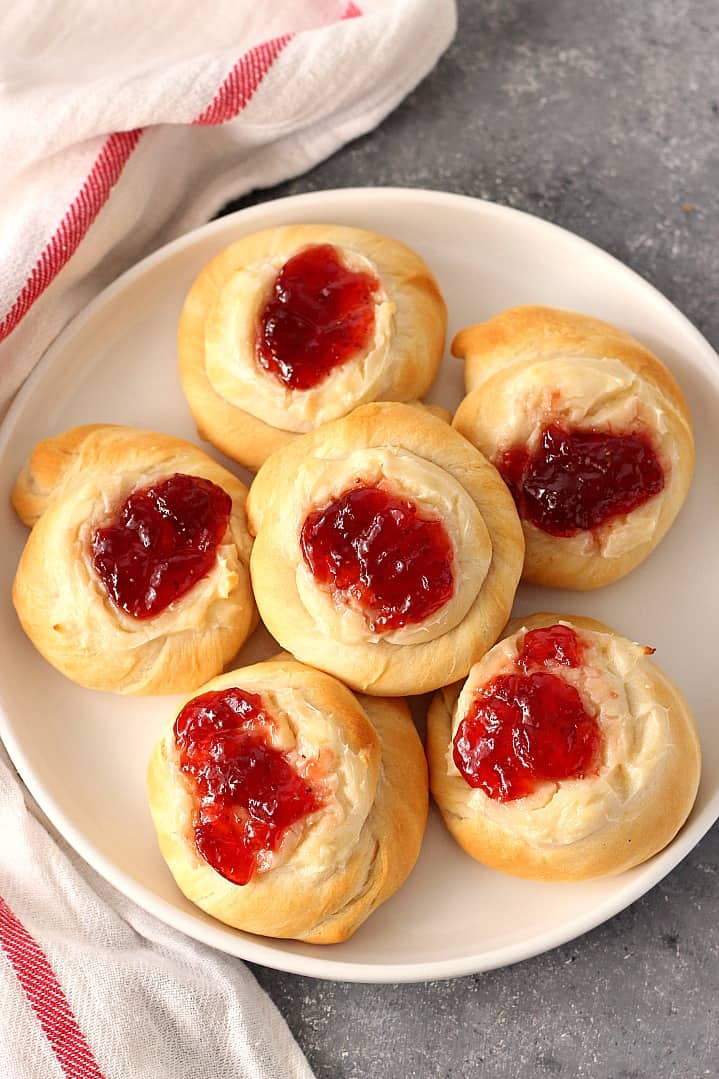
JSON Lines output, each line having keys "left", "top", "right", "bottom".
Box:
{"left": 300, "top": 485, "right": 454, "bottom": 632}
{"left": 174, "top": 688, "right": 322, "bottom": 886}
{"left": 517, "top": 623, "right": 585, "bottom": 671}
{"left": 453, "top": 624, "right": 600, "bottom": 801}
{"left": 91, "top": 473, "right": 231, "bottom": 620}
{"left": 498, "top": 423, "right": 665, "bottom": 537}
{"left": 257, "top": 243, "right": 380, "bottom": 390}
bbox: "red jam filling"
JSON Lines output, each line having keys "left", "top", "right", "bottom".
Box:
{"left": 498, "top": 423, "right": 665, "bottom": 537}
{"left": 91, "top": 473, "right": 231, "bottom": 620}
{"left": 453, "top": 624, "right": 600, "bottom": 801}
{"left": 517, "top": 623, "right": 585, "bottom": 671}
{"left": 300, "top": 485, "right": 454, "bottom": 632}
{"left": 174, "top": 688, "right": 322, "bottom": 886}
{"left": 256, "top": 243, "right": 380, "bottom": 390}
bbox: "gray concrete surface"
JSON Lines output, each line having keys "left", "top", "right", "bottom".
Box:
{"left": 222, "top": 2, "right": 719, "bottom": 1076}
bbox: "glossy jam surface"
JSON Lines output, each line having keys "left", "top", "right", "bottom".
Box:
{"left": 174, "top": 688, "right": 322, "bottom": 886}
{"left": 517, "top": 623, "right": 585, "bottom": 671}
{"left": 498, "top": 423, "right": 665, "bottom": 536}
{"left": 256, "top": 243, "right": 380, "bottom": 390}
{"left": 300, "top": 485, "right": 454, "bottom": 632}
{"left": 91, "top": 473, "right": 231, "bottom": 620}
{"left": 453, "top": 624, "right": 600, "bottom": 801}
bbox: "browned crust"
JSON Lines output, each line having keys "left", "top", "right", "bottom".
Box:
{"left": 246, "top": 401, "right": 525, "bottom": 696}
{"left": 12, "top": 425, "right": 256, "bottom": 694}
{"left": 452, "top": 305, "right": 692, "bottom": 421}
{"left": 304, "top": 693, "right": 428, "bottom": 943}
{"left": 178, "top": 224, "right": 447, "bottom": 471}
{"left": 452, "top": 306, "right": 695, "bottom": 589}
{"left": 147, "top": 657, "right": 427, "bottom": 943}
{"left": 427, "top": 612, "right": 701, "bottom": 881}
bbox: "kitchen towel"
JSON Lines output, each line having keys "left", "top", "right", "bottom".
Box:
{"left": 0, "top": 1, "right": 456, "bottom": 1075}
{"left": 0, "top": 0, "right": 456, "bottom": 416}
{"left": 0, "top": 745, "right": 313, "bottom": 1079}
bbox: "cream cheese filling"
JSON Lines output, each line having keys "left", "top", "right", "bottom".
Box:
{"left": 487, "top": 356, "right": 680, "bottom": 558}
{"left": 74, "top": 468, "right": 243, "bottom": 645}
{"left": 447, "top": 622, "right": 669, "bottom": 847}
{"left": 204, "top": 244, "right": 396, "bottom": 433}
{"left": 173, "top": 670, "right": 377, "bottom": 881}
{"left": 290, "top": 447, "right": 492, "bottom": 647}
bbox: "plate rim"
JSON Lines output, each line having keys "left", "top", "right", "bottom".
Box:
{"left": 1, "top": 185, "right": 717, "bottom": 983}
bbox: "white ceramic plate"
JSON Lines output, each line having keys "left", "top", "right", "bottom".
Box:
{"left": 1, "top": 188, "right": 717, "bottom": 984}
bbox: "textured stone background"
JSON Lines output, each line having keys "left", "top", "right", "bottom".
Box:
{"left": 223, "top": 1, "right": 719, "bottom": 1076}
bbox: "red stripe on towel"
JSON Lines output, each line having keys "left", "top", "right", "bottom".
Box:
{"left": 0, "top": 129, "right": 143, "bottom": 344}
{"left": 193, "top": 34, "right": 295, "bottom": 125}
{"left": 0, "top": 2, "right": 363, "bottom": 344}
{"left": 0, "top": 895, "right": 106, "bottom": 1079}
{"left": 192, "top": 2, "right": 362, "bottom": 126}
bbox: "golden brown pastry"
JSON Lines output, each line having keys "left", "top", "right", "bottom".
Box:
{"left": 12, "top": 425, "right": 255, "bottom": 694}
{"left": 147, "top": 655, "right": 427, "bottom": 943}
{"left": 452, "top": 306, "right": 694, "bottom": 589}
{"left": 179, "top": 224, "right": 447, "bottom": 471}
{"left": 427, "top": 612, "right": 701, "bottom": 881}
{"left": 246, "top": 401, "right": 525, "bottom": 696}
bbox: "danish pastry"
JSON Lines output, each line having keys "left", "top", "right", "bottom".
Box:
{"left": 147, "top": 655, "right": 427, "bottom": 943}
{"left": 427, "top": 613, "right": 701, "bottom": 881}
{"left": 179, "top": 224, "right": 447, "bottom": 470}
{"left": 247, "top": 401, "right": 525, "bottom": 696}
{"left": 12, "top": 425, "right": 255, "bottom": 694}
{"left": 452, "top": 307, "right": 694, "bottom": 589}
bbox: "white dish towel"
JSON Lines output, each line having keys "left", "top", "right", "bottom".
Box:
{"left": 0, "top": 746, "right": 313, "bottom": 1079}
{"left": 0, "top": 2, "right": 456, "bottom": 1076}
{"left": 0, "top": 0, "right": 456, "bottom": 417}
